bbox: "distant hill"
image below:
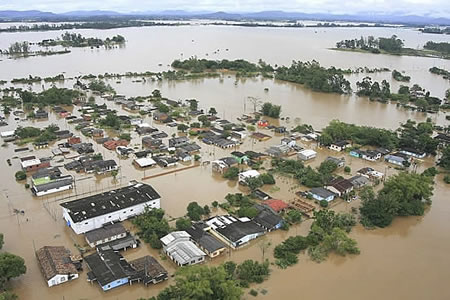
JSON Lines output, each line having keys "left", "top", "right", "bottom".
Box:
{"left": 0, "top": 9, "right": 449, "bottom": 26}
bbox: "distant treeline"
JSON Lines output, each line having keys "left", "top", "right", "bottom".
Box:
{"left": 420, "top": 27, "right": 450, "bottom": 34}
{"left": 423, "top": 41, "right": 450, "bottom": 55}
{"left": 0, "top": 21, "right": 183, "bottom": 33}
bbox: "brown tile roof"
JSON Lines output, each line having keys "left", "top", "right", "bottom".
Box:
{"left": 129, "top": 255, "right": 167, "bottom": 279}
{"left": 36, "top": 246, "right": 78, "bottom": 280}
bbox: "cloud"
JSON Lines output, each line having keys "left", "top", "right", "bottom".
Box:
{"left": 0, "top": 0, "right": 448, "bottom": 17}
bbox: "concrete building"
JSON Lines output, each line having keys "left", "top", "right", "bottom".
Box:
{"left": 36, "top": 246, "right": 79, "bottom": 287}
{"left": 205, "top": 215, "right": 265, "bottom": 249}
{"left": 186, "top": 223, "right": 227, "bottom": 258}
{"left": 85, "top": 223, "right": 127, "bottom": 248}
{"left": 329, "top": 141, "right": 351, "bottom": 152}
{"left": 160, "top": 231, "right": 206, "bottom": 266}
{"left": 61, "top": 183, "right": 161, "bottom": 234}
{"left": 325, "top": 178, "right": 354, "bottom": 197}
{"left": 297, "top": 149, "right": 317, "bottom": 161}
{"left": 309, "top": 187, "right": 335, "bottom": 202}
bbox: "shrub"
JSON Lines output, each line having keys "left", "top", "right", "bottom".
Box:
{"left": 344, "top": 166, "right": 351, "bottom": 173}
{"left": 444, "top": 175, "right": 450, "bottom": 184}
{"left": 24, "top": 183, "right": 30, "bottom": 189}
{"left": 15, "top": 171, "right": 26, "bottom": 181}
{"left": 320, "top": 200, "right": 329, "bottom": 208}
{"left": 260, "top": 173, "right": 275, "bottom": 184}
{"left": 249, "top": 289, "right": 258, "bottom": 297}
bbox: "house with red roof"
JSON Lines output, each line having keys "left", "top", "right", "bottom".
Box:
{"left": 263, "top": 199, "right": 289, "bottom": 213}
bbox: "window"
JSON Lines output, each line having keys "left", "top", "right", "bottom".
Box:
{"left": 123, "top": 211, "right": 127, "bottom": 213}
{"left": 60, "top": 277, "right": 66, "bottom": 282}
{"left": 84, "top": 222, "right": 88, "bottom": 225}
{"left": 130, "top": 209, "right": 134, "bottom": 211}
{"left": 108, "top": 216, "right": 112, "bottom": 218}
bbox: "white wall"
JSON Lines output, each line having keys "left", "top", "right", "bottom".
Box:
{"left": 63, "top": 199, "right": 160, "bottom": 234}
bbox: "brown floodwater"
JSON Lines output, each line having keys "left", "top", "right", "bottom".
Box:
{"left": 0, "top": 24, "right": 449, "bottom": 300}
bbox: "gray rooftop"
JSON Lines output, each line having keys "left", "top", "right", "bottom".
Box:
{"left": 60, "top": 183, "right": 160, "bottom": 223}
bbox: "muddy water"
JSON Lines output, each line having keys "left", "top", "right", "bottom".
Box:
{"left": 0, "top": 24, "right": 449, "bottom": 300}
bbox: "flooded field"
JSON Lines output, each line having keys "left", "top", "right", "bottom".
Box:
{"left": 0, "top": 24, "right": 449, "bottom": 300}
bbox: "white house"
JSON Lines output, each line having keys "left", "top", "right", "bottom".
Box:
{"left": 329, "top": 141, "right": 351, "bottom": 152}
{"left": 238, "top": 170, "right": 260, "bottom": 184}
{"left": 297, "top": 149, "right": 317, "bottom": 161}
{"left": 160, "top": 231, "right": 206, "bottom": 266}
{"left": 32, "top": 176, "right": 74, "bottom": 197}
{"left": 61, "top": 183, "right": 161, "bottom": 234}
{"left": 36, "top": 246, "right": 79, "bottom": 287}
{"left": 134, "top": 157, "right": 156, "bottom": 168}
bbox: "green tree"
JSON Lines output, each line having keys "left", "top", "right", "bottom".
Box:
{"left": 236, "top": 260, "right": 270, "bottom": 286}
{"left": 360, "top": 173, "right": 434, "bottom": 228}
{"left": 14, "top": 171, "right": 26, "bottom": 181}
{"left": 212, "top": 201, "right": 219, "bottom": 208}
{"left": 260, "top": 173, "right": 275, "bottom": 184}
{"left": 245, "top": 176, "right": 264, "bottom": 192}
{"left": 208, "top": 107, "right": 217, "bottom": 115}
{"left": 132, "top": 208, "right": 170, "bottom": 249}
{"left": 223, "top": 167, "right": 239, "bottom": 180}
{"left": 152, "top": 89, "right": 162, "bottom": 98}
{"left": 0, "top": 234, "right": 3, "bottom": 250}
{"left": 175, "top": 218, "right": 191, "bottom": 231}
{"left": 0, "top": 253, "right": 26, "bottom": 282}
{"left": 285, "top": 210, "right": 302, "bottom": 224}
{"left": 0, "top": 291, "right": 18, "bottom": 300}
{"left": 177, "top": 124, "right": 189, "bottom": 132}
{"left": 186, "top": 202, "right": 205, "bottom": 221}
{"left": 438, "top": 146, "right": 450, "bottom": 170}
{"left": 155, "top": 265, "right": 243, "bottom": 300}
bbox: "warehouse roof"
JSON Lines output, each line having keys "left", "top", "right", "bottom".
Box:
{"left": 60, "top": 183, "right": 160, "bottom": 223}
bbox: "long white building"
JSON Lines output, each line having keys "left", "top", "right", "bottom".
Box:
{"left": 61, "top": 183, "right": 161, "bottom": 234}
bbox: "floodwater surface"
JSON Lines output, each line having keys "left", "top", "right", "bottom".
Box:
{"left": 0, "top": 24, "right": 449, "bottom": 300}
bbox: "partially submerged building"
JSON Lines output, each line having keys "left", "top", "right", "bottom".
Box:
{"left": 85, "top": 223, "right": 127, "bottom": 248}
{"left": 61, "top": 183, "right": 161, "bottom": 234}
{"left": 160, "top": 231, "right": 206, "bottom": 266}
{"left": 35, "top": 246, "right": 79, "bottom": 287}
{"left": 185, "top": 223, "right": 227, "bottom": 258}
{"left": 206, "top": 215, "right": 265, "bottom": 249}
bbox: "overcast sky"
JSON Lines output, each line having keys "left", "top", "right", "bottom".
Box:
{"left": 0, "top": 0, "right": 449, "bottom": 17}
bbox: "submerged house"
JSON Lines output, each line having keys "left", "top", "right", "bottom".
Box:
{"left": 36, "top": 246, "right": 79, "bottom": 287}
{"left": 325, "top": 156, "right": 346, "bottom": 168}
{"left": 186, "top": 223, "right": 227, "bottom": 258}
{"left": 253, "top": 204, "right": 284, "bottom": 232}
{"left": 160, "top": 231, "right": 206, "bottom": 266}
{"left": 309, "top": 187, "right": 335, "bottom": 202}
{"left": 61, "top": 183, "right": 161, "bottom": 234}
{"left": 128, "top": 256, "right": 168, "bottom": 285}
{"left": 85, "top": 249, "right": 133, "bottom": 291}
{"left": 329, "top": 141, "right": 351, "bottom": 152}
{"left": 85, "top": 223, "right": 127, "bottom": 248}
{"left": 325, "top": 178, "right": 354, "bottom": 197}
{"left": 205, "top": 215, "right": 265, "bottom": 249}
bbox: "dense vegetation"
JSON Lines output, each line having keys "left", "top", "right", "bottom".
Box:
{"left": 398, "top": 119, "right": 439, "bottom": 155}
{"left": 356, "top": 77, "right": 391, "bottom": 101}
{"left": 261, "top": 102, "right": 281, "bottom": 118}
{"left": 132, "top": 208, "right": 170, "bottom": 249}
{"left": 359, "top": 172, "right": 435, "bottom": 228}
{"left": 19, "top": 87, "right": 81, "bottom": 106}
{"left": 336, "top": 35, "right": 450, "bottom": 58}
{"left": 0, "top": 234, "right": 26, "bottom": 297}
{"left": 271, "top": 158, "right": 338, "bottom": 187}
{"left": 273, "top": 236, "right": 309, "bottom": 268}
{"left": 319, "top": 120, "right": 398, "bottom": 149}
{"left": 423, "top": 41, "right": 450, "bottom": 56}
{"left": 147, "top": 264, "right": 243, "bottom": 300}
{"left": 39, "top": 32, "right": 125, "bottom": 48}
{"left": 172, "top": 58, "right": 352, "bottom": 94}
{"left": 0, "top": 21, "right": 183, "bottom": 33}
{"left": 438, "top": 146, "right": 450, "bottom": 171}
{"left": 15, "top": 124, "right": 60, "bottom": 144}
{"left": 275, "top": 60, "right": 352, "bottom": 94}
{"left": 429, "top": 67, "right": 450, "bottom": 80}
{"left": 146, "top": 258, "right": 270, "bottom": 300}
{"left": 335, "top": 35, "right": 404, "bottom": 53}
{"left": 392, "top": 70, "right": 410, "bottom": 82}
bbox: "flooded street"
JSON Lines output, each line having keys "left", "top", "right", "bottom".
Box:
{"left": 0, "top": 24, "right": 449, "bottom": 300}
